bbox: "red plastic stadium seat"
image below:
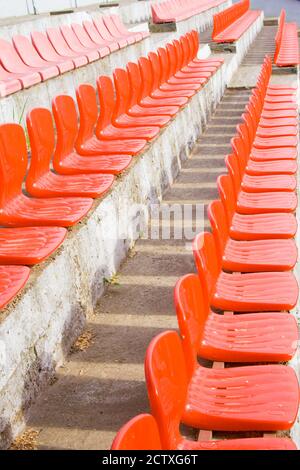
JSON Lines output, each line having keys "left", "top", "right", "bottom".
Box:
{"left": 46, "top": 28, "right": 88, "bottom": 68}
{"left": 26, "top": 107, "right": 114, "bottom": 198}
{"left": 151, "top": 0, "right": 226, "bottom": 24}
{"left": 0, "top": 38, "right": 41, "bottom": 87}
{"left": 218, "top": 174, "right": 297, "bottom": 240}
{"left": 12, "top": 35, "right": 60, "bottom": 81}
{"left": 145, "top": 331, "right": 299, "bottom": 432}
{"left": 175, "top": 272, "right": 298, "bottom": 363}
{"left": 212, "top": 0, "right": 261, "bottom": 43}
{"left": 111, "top": 413, "right": 297, "bottom": 450}
{"left": 103, "top": 15, "right": 131, "bottom": 47}
{"left": 76, "top": 83, "right": 149, "bottom": 153}
{"left": 52, "top": 95, "right": 132, "bottom": 175}
{"left": 70, "top": 23, "right": 110, "bottom": 59}
{"left": 0, "top": 227, "right": 67, "bottom": 265}
{"left": 0, "top": 123, "right": 93, "bottom": 227}
{"left": 274, "top": 10, "right": 300, "bottom": 67}
{"left": 93, "top": 15, "right": 125, "bottom": 50}
{"left": 193, "top": 232, "right": 298, "bottom": 312}
{"left": 208, "top": 199, "right": 297, "bottom": 272}
{"left": 31, "top": 31, "right": 74, "bottom": 74}
{"left": 0, "top": 266, "right": 30, "bottom": 309}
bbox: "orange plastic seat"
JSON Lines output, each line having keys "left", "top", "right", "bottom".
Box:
{"left": 52, "top": 95, "right": 132, "bottom": 175}
{"left": 0, "top": 227, "right": 67, "bottom": 265}
{"left": 31, "top": 31, "right": 74, "bottom": 74}
{"left": 26, "top": 108, "right": 114, "bottom": 198}
{"left": 218, "top": 174, "right": 297, "bottom": 240}
{"left": 246, "top": 159, "right": 298, "bottom": 176}
{"left": 166, "top": 43, "right": 206, "bottom": 86}
{"left": 175, "top": 273, "right": 298, "bottom": 363}
{"left": 208, "top": 200, "right": 297, "bottom": 272}
{"left": 0, "top": 123, "right": 93, "bottom": 228}
{"left": 146, "top": 331, "right": 299, "bottom": 432}
{"left": 256, "top": 125, "right": 298, "bottom": 137}
{"left": 75, "top": 84, "right": 147, "bottom": 156}
{"left": 242, "top": 173, "right": 296, "bottom": 192}
{"left": 0, "top": 266, "right": 30, "bottom": 309}
{"left": 259, "top": 116, "right": 298, "bottom": 128}
{"left": 111, "top": 413, "right": 297, "bottom": 450}
{"left": 193, "top": 232, "right": 298, "bottom": 312}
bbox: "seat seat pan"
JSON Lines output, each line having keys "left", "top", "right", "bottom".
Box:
{"left": 213, "top": 271, "right": 298, "bottom": 312}
{"left": 222, "top": 238, "right": 297, "bottom": 272}
{"left": 115, "top": 113, "right": 168, "bottom": 128}
{"left": 175, "top": 70, "right": 211, "bottom": 80}
{"left": 263, "top": 102, "right": 297, "bottom": 111}
{"left": 164, "top": 79, "right": 201, "bottom": 90}
{"left": 256, "top": 125, "right": 298, "bottom": 137}
{"left": 230, "top": 212, "right": 297, "bottom": 240}
{"left": 253, "top": 135, "right": 298, "bottom": 149}
{"left": 261, "top": 108, "right": 298, "bottom": 119}
{"left": 213, "top": 10, "right": 262, "bottom": 43}
{"left": 27, "top": 171, "right": 114, "bottom": 198}
{"left": 129, "top": 103, "right": 177, "bottom": 118}
{"left": 179, "top": 436, "right": 297, "bottom": 450}
{"left": 199, "top": 310, "right": 298, "bottom": 361}
{"left": 56, "top": 152, "right": 132, "bottom": 175}
{"left": 246, "top": 158, "right": 297, "bottom": 175}
{"left": 142, "top": 94, "right": 188, "bottom": 107}
{"left": 241, "top": 174, "right": 296, "bottom": 192}
{"left": 152, "top": 86, "right": 195, "bottom": 98}
{"left": 169, "top": 75, "right": 205, "bottom": 86}
{"left": 237, "top": 190, "right": 297, "bottom": 214}
{"left": 99, "top": 123, "right": 160, "bottom": 140}
{"left": 0, "top": 193, "right": 93, "bottom": 227}
{"left": 259, "top": 117, "right": 298, "bottom": 128}
{"left": 183, "top": 364, "right": 299, "bottom": 430}
{"left": 77, "top": 135, "right": 146, "bottom": 156}
{"left": 0, "top": 265, "right": 30, "bottom": 308}
{"left": 0, "top": 227, "right": 67, "bottom": 264}
{"left": 265, "top": 94, "right": 296, "bottom": 103}
{"left": 250, "top": 146, "right": 297, "bottom": 161}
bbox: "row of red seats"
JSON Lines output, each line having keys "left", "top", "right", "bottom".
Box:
{"left": 151, "top": 0, "right": 225, "bottom": 24}
{"left": 212, "top": 0, "right": 261, "bottom": 43}
{"left": 0, "top": 31, "right": 224, "bottom": 311}
{"left": 274, "top": 9, "right": 300, "bottom": 67}
{"left": 111, "top": 56, "right": 299, "bottom": 450}
{"left": 0, "top": 14, "right": 149, "bottom": 98}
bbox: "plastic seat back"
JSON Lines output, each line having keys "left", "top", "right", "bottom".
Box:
{"left": 46, "top": 27, "right": 75, "bottom": 57}
{"left": 158, "top": 46, "right": 172, "bottom": 82}
{"left": 76, "top": 83, "right": 98, "bottom": 150}
{"left": 166, "top": 43, "right": 179, "bottom": 76}
{"left": 96, "top": 75, "right": 115, "bottom": 135}
{"left": 94, "top": 15, "right": 114, "bottom": 41}
{"left": 31, "top": 31, "right": 62, "bottom": 62}
{"left": 111, "top": 414, "right": 162, "bottom": 450}
{"left": 83, "top": 20, "right": 106, "bottom": 46}
{"left": 26, "top": 108, "right": 54, "bottom": 190}
{"left": 173, "top": 39, "right": 185, "bottom": 69}
{"left": 217, "top": 174, "right": 237, "bottom": 225}
{"left": 231, "top": 136, "right": 248, "bottom": 176}
{"left": 145, "top": 330, "right": 189, "bottom": 450}
{"left": 138, "top": 57, "right": 154, "bottom": 100}
{"left": 113, "top": 68, "right": 131, "bottom": 118}
{"left": 148, "top": 51, "right": 163, "bottom": 93}
{"left": 192, "top": 232, "right": 221, "bottom": 305}
{"left": 236, "top": 122, "right": 251, "bottom": 155}
{"left": 225, "top": 153, "right": 242, "bottom": 195}
{"left": 174, "top": 273, "right": 209, "bottom": 365}
{"left": 207, "top": 199, "right": 230, "bottom": 258}
{"left": 71, "top": 23, "right": 96, "bottom": 49}
{"left": 0, "top": 123, "right": 27, "bottom": 207}
{"left": 13, "top": 34, "right": 47, "bottom": 67}
{"left": 127, "top": 61, "right": 143, "bottom": 104}
{"left": 52, "top": 95, "right": 79, "bottom": 171}
{"left": 60, "top": 25, "right": 86, "bottom": 53}
{"left": 0, "top": 38, "right": 31, "bottom": 73}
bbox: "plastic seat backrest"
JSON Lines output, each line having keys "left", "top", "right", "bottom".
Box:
{"left": 158, "top": 46, "right": 172, "bottom": 83}
{"left": 71, "top": 23, "right": 97, "bottom": 49}
{"left": 138, "top": 56, "right": 155, "bottom": 100}
{"left": 166, "top": 43, "right": 178, "bottom": 77}
{"left": 173, "top": 39, "right": 185, "bottom": 69}
{"left": 46, "top": 28, "right": 74, "bottom": 56}
{"left": 13, "top": 34, "right": 46, "bottom": 67}
{"left": 236, "top": 122, "right": 251, "bottom": 156}
{"left": 231, "top": 134, "right": 248, "bottom": 172}
{"left": 31, "top": 31, "right": 61, "bottom": 61}
{"left": 207, "top": 199, "right": 230, "bottom": 259}
{"left": 111, "top": 414, "right": 162, "bottom": 450}
{"left": 148, "top": 51, "right": 163, "bottom": 93}
{"left": 93, "top": 15, "right": 114, "bottom": 41}
{"left": 217, "top": 174, "right": 237, "bottom": 226}
{"left": 242, "top": 112, "right": 256, "bottom": 144}
{"left": 96, "top": 75, "right": 115, "bottom": 135}
{"left": 0, "top": 123, "right": 27, "bottom": 206}
{"left": 192, "top": 232, "right": 221, "bottom": 306}
{"left": 0, "top": 38, "right": 30, "bottom": 73}
{"left": 225, "top": 153, "right": 242, "bottom": 196}
{"left": 26, "top": 108, "right": 55, "bottom": 190}
{"left": 60, "top": 25, "right": 85, "bottom": 53}
{"left": 113, "top": 68, "right": 131, "bottom": 119}
{"left": 83, "top": 20, "right": 106, "bottom": 46}
{"left": 76, "top": 83, "right": 99, "bottom": 150}
{"left": 52, "top": 95, "right": 79, "bottom": 171}
{"left": 174, "top": 273, "right": 210, "bottom": 365}
{"left": 144, "top": 330, "right": 189, "bottom": 450}
{"left": 127, "top": 61, "right": 143, "bottom": 106}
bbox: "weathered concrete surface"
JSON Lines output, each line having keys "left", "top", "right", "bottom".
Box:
{"left": 0, "top": 61, "right": 230, "bottom": 449}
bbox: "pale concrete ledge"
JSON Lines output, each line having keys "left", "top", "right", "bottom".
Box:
{"left": 148, "top": 0, "right": 232, "bottom": 35}
{"left": 0, "top": 59, "right": 232, "bottom": 449}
